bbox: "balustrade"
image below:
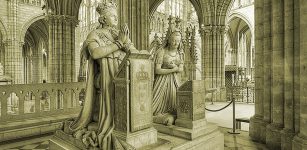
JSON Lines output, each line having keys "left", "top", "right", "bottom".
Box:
{"left": 0, "top": 82, "right": 85, "bottom": 122}
{"left": 19, "top": 0, "right": 43, "bottom": 7}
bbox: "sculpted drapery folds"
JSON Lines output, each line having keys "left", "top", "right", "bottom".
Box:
{"left": 64, "top": 2, "right": 135, "bottom": 149}
{"left": 152, "top": 28, "right": 184, "bottom": 126}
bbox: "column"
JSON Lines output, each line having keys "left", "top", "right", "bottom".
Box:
{"left": 220, "top": 26, "right": 227, "bottom": 88}
{"left": 32, "top": 45, "right": 43, "bottom": 83}
{"left": 200, "top": 26, "right": 211, "bottom": 89}
{"left": 249, "top": 0, "right": 264, "bottom": 142}
{"left": 293, "top": 0, "right": 300, "bottom": 135}
{"left": 118, "top": 0, "right": 149, "bottom": 50}
{"left": 216, "top": 26, "right": 221, "bottom": 88}
{"left": 281, "top": 0, "right": 295, "bottom": 149}
{"left": 219, "top": 26, "right": 226, "bottom": 100}
{"left": 4, "top": 0, "right": 24, "bottom": 84}
{"left": 266, "top": 0, "right": 285, "bottom": 149}
{"left": 212, "top": 26, "right": 217, "bottom": 88}
{"left": 46, "top": 15, "right": 78, "bottom": 83}
{"left": 0, "top": 42, "right": 5, "bottom": 65}
{"left": 208, "top": 26, "right": 213, "bottom": 88}
{"left": 292, "top": 0, "right": 307, "bottom": 149}
{"left": 262, "top": 0, "right": 272, "bottom": 142}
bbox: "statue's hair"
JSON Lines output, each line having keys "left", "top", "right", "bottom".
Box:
{"left": 96, "top": 2, "right": 117, "bottom": 28}
{"left": 96, "top": 2, "right": 117, "bottom": 16}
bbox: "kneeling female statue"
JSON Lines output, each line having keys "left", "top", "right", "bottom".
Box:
{"left": 152, "top": 28, "right": 184, "bottom": 126}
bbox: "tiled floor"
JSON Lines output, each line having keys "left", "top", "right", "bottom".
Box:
{"left": 0, "top": 102, "right": 267, "bottom": 150}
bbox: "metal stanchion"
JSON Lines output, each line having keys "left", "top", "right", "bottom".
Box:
{"left": 247, "top": 87, "right": 249, "bottom": 104}
{"left": 228, "top": 86, "right": 240, "bottom": 134}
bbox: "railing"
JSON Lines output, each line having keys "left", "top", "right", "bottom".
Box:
{"left": 19, "top": 0, "right": 43, "bottom": 7}
{"left": 0, "top": 82, "right": 85, "bottom": 122}
{"left": 228, "top": 82, "right": 255, "bottom": 103}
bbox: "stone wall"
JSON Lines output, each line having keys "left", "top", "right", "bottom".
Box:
{"left": 249, "top": 0, "right": 307, "bottom": 149}
{"left": 0, "top": 0, "right": 44, "bottom": 84}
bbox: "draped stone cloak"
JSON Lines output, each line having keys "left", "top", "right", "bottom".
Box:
{"left": 65, "top": 28, "right": 134, "bottom": 150}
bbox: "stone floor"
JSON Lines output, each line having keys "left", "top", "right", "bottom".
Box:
{"left": 206, "top": 101, "right": 255, "bottom": 131}
{"left": 0, "top": 102, "right": 267, "bottom": 150}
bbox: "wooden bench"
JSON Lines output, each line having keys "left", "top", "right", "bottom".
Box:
{"left": 235, "top": 117, "right": 250, "bottom": 129}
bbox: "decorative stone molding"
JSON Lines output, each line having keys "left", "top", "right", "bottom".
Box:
{"left": 199, "top": 25, "right": 212, "bottom": 36}
{"left": 45, "top": 15, "right": 79, "bottom": 27}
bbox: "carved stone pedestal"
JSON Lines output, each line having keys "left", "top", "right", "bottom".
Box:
{"left": 113, "top": 50, "right": 157, "bottom": 148}
{"left": 176, "top": 80, "right": 206, "bottom": 127}
{"left": 155, "top": 127, "right": 224, "bottom": 150}
{"left": 113, "top": 127, "right": 157, "bottom": 149}
{"left": 49, "top": 130, "right": 88, "bottom": 150}
{"left": 152, "top": 80, "right": 224, "bottom": 150}
{"left": 145, "top": 123, "right": 224, "bottom": 150}
{"left": 153, "top": 121, "right": 217, "bottom": 140}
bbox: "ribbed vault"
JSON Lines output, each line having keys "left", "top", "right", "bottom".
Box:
{"left": 24, "top": 19, "right": 48, "bottom": 49}
{"left": 44, "top": 0, "right": 82, "bottom": 17}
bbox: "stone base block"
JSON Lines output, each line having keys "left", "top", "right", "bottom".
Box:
{"left": 113, "top": 127, "right": 157, "bottom": 149}
{"left": 149, "top": 126, "right": 224, "bottom": 150}
{"left": 266, "top": 123, "right": 283, "bottom": 150}
{"left": 260, "top": 121, "right": 269, "bottom": 143}
{"left": 49, "top": 135, "right": 82, "bottom": 150}
{"left": 281, "top": 129, "right": 295, "bottom": 150}
{"left": 50, "top": 125, "right": 224, "bottom": 150}
{"left": 50, "top": 128, "right": 157, "bottom": 150}
{"left": 292, "top": 134, "right": 307, "bottom": 150}
{"left": 153, "top": 122, "right": 219, "bottom": 140}
{"left": 0, "top": 122, "right": 62, "bottom": 143}
{"left": 249, "top": 115, "right": 263, "bottom": 142}
{"left": 50, "top": 130, "right": 87, "bottom": 150}
{"left": 175, "top": 118, "right": 206, "bottom": 129}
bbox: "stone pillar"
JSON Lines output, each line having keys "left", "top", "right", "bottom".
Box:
{"left": 262, "top": 0, "right": 272, "bottom": 142}
{"left": 200, "top": 25, "right": 225, "bottom": 101}
{"left": 281, "top": 0, "right": 295, "bottom": 149}
{"left": 249, "top": 0, "right": 264, "bottom": 142}
{"left": 266, "top": 0, "right": 284, "bottom": 149}
{"left": 32, "top": 45, "right": 43, "bottom": 83}
{"left": 292, "top": 0, "right": 307, "bottom": 149}
{"left": 0, "top": 42, "right": 5, "bottom": 66}
{"left": 4, "top": 0, "right": 24, "bottom": 84}
{"left": 220, "top": 26, "right": 226, "bottom": 88}
{"left": 219, "top": 26, "right": 226, "bottom": 99}
{"left": 216, "top": 26, "right": 221, "bottom": 88}
{"left": 293, "top": 0, "right": 301, "bottom": 137}
{"left": 118, "top": 0, "right": 149, "bottom": 50}
{"left": 200, "top": 26, "right": 211, "bottom": 89}
{"left": 212, "top": 26, "right": 217, "bottom": 88}
{"left": 46, "top": 15, "right": 78, "bottom": 83}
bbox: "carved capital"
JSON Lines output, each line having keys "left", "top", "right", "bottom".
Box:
{"left": 211, "top": 26, "right": 218, "bottom": 34}
{"left": 219, "top": 25, "right": 229, "bottom": 34}
{"left": 199, "top": 25, "right": 212, "bottom": 36}
{"left": 45, "top": 15, "right": 79, "bottom": 26}
{"left": 3, "top": 39, "right": 11, "bottom": 46}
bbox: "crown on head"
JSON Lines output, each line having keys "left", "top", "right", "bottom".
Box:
{"left": 96, "top": 2, "right": 117, "bottom": 15}
{"left": 166, "top": 26, "right": 182, "bottom": 39}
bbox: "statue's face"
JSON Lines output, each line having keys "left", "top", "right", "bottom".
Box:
{"left": 169, "top": 33, "right": 181, "bottom": 49}
{"left": 104, "top": 10, "right": 118, "bottom": 27}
